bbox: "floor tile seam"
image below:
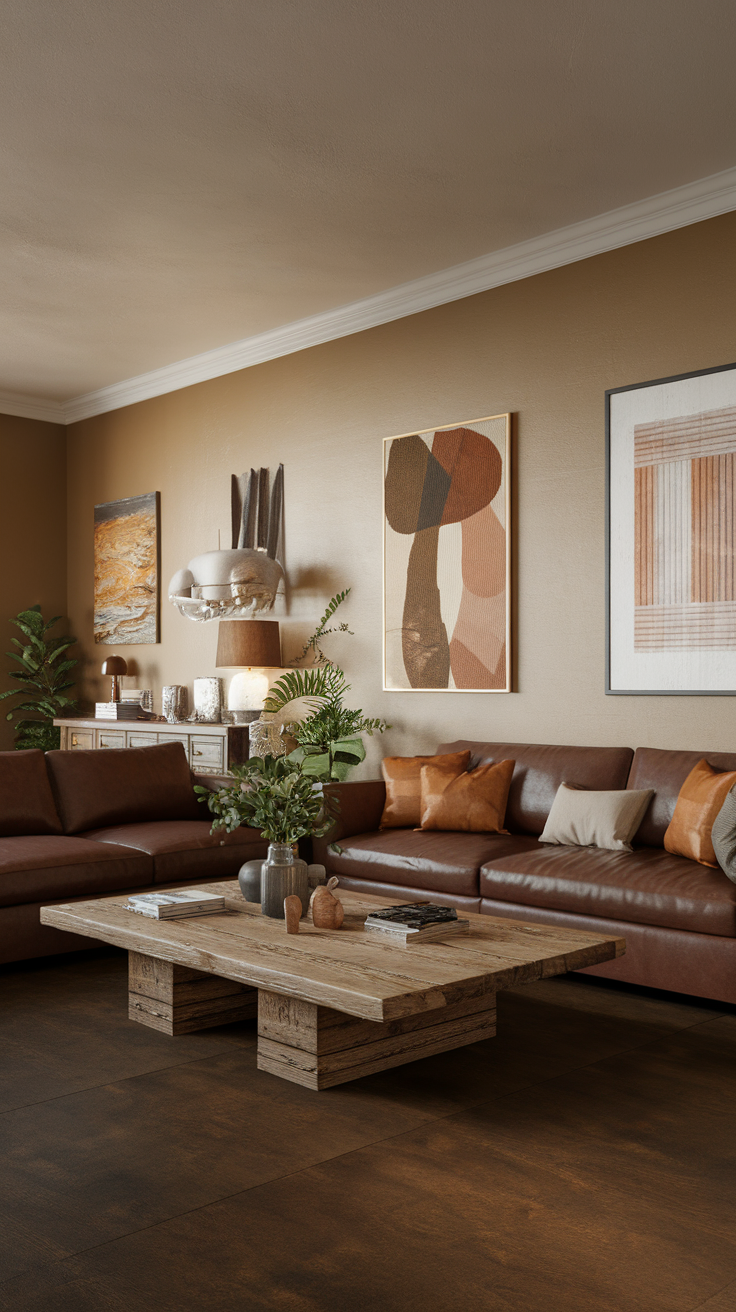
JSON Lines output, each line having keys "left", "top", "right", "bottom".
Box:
{"left": 0, "top": 1047, "right": 252, "bottom": 1119}
{"left": 685, "top": 1277, "right": 736, "bottom": 1311}
{"left": 412, "top": 1024, "right": 736, "bottom": 1143}
{"left": 27, "top": 1122, "right": 450, "bottom": 1270}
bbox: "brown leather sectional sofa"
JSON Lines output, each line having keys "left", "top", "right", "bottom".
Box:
{"left": 313, "top": 740, "right": 736, "bottom": 1006}
{"left": 0, "top": 741, "right": 267, "bottom": 964}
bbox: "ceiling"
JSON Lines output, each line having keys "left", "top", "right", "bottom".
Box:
{"left": 2, "top": 0, "right": 736, "bottom": 412}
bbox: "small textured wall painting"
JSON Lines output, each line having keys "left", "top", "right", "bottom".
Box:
{"left": 94, "top": 493, "right": 160, "bottom": 644}
{"left": 608, "top": 362, "right": 736, "bottom": 693}
{"left": 384, "top": 414, "right": 511, "bottom": 692}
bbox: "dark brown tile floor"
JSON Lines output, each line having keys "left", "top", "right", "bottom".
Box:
{"left": 1, "top": 948, "right": 735, "bottom": 1312}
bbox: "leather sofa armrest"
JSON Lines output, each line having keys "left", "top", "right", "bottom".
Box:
{"left": 312, "top": 779, "right": 386, "bottom": 862}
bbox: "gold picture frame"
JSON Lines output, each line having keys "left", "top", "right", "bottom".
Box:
{"left": 383, "top": 413, "right": 511, "bottom": 692}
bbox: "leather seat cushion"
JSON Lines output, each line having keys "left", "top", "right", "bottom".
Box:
{"left": 46, "top": 741, "right": 202, "bottom": 834}
{"left": 0, "top": 835, "right": 153, "bottom": 907}
{"left": 323, "top": 829, "right": 532, "bottom": 896}
{"left": 0, "top": 749, "right": 63, "bottom": 836}
{"left": 480, "top": 841, "right": 736, "bottom": 936}
{"left": 81, "top": 821, "right": 269, "bottom": 883}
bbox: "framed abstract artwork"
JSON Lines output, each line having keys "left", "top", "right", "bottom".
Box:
{"left": 383, "top": 413, "right": 511, "bottom": 692}
{"left": 607, "top": 362, "right": 736, "bottom": 694}
{"left": 94, "top": 492, "right": 160, "bottom": 644}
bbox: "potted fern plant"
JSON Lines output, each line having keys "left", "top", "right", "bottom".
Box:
{"left": 0, "top": 606, "right": 78, "bottom": 751}
{"left": 264, "top": 664, "right": 387, "bottom": 782}
{"left": 251, "top": 589, "right": 389, "bottom": 782}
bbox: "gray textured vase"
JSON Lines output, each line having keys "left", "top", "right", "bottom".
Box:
{"left": 261, "top": 843, "right": 309, "bottom": 919}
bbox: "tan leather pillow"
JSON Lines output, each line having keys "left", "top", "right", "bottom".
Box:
{"left": 419, "top": 759, "right": 515, "bottom": 833}
{"left": 380, "top": 751, "right": 470, "bottom": 828}
{"left": 664, "top": 758, "right": 736, "bottom": 867}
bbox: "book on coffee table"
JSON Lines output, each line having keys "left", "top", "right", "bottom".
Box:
{"left": 363, "top": 903, "right": 469, "bottom": 944}
{"left": 126, "top": 890, "right": 226, "bottom": 920}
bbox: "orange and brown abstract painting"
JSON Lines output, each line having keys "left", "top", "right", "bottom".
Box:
{"left": 384, "top": 416, "right": 510, "bottom": 691}
{"left": 94, "top": 493, "right": 160, "bottom": 644}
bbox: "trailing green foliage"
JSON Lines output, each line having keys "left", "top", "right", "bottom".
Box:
{"left": 0, "top": 606, "right": 77, "bottom": 751}
{"left": 195, "top": 754, "right": 339, "bottom": 844}
{"left": 290, "top": 589, "right": 353, "bottom": 667}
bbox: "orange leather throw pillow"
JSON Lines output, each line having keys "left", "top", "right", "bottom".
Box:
{"left": 664, "top": 758, "right": 736, "bottom": 867}
{"left": 380, "top": 751, "right": 470, "bottom": 828}
{"left": 419, "top": 758, "right": 515, "bottom": 833}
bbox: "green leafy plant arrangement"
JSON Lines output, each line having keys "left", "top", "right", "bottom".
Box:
{"left": 195, "top": 754, "right": 338, "bottom": 844}
{"left": 0, "top": 606, "right": 78, "bottom": 751}
{"left": 263, "top": 663, "right": 388, "bottom": 782}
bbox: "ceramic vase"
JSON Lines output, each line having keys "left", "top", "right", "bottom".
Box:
{"left": 261, "top": 843, "right": 309, "bottom": 919}
{"left": 237, "top": 858, "right": 264, "bottom": 903}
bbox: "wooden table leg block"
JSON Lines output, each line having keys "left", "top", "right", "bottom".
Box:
{"left": 257, "top": 989, "right": 497, "bottom": 1089}
{"left": 128, "top": 951, "right": 257, "bottom": 1035}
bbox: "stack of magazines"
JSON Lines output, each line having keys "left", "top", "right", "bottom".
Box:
{"left": 363, "top": 903, "right": 469, "bottom": 944}
{"left": 126, "top": 890, "right": 226, "bottom": 920}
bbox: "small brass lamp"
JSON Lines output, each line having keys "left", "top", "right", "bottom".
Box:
{"left": 101, "top": 655, "right": 127, "bottom": 703}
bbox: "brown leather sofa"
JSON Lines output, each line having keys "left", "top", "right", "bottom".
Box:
{"left": 0, "top": 741, "right": 267, "bottom": 964}
{"left": 313, "top": 740, "right": 736, "bottom": 1006}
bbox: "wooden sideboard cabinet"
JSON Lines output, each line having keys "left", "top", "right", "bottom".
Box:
{"left": 53, "top": 718, "right": 250, "bottom": 776}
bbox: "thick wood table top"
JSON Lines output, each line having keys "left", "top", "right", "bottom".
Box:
{"left": 41, "top": 882, "right": 624, "bottom": 1023}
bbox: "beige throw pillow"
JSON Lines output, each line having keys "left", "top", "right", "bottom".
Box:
{"left": 539, "top": 784, "right": 654, "bottom": 852}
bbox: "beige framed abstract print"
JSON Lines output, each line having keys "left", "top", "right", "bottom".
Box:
{"left": 607, "top": 362, "right": 736, "bottom": 694}
{"left": 383, "top": 413, "right": 511, "bottom": 692}
{"left": 94, "top": 492, "right": 160, "bottom": 644}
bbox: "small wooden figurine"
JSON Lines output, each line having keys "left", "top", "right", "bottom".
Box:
{"left": 284, "top": 895, "right": 302, "bottom": 934}
{"left": 309, "top": 877, "right": 344, "bottom": 930}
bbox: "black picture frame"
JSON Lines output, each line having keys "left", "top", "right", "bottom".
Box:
{"left": 606, "top": 361, "right": 736, "bottom": 695}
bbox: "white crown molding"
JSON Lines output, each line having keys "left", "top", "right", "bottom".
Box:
{"left": 5, "top": 164, "right": 736, "bottom": 427}
{"left": 0, "top": 391, "right": 65, "bottom": 424}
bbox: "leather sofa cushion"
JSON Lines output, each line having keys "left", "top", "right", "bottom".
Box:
{"left": 82, "top": 820, "right": 268, "bottom": 883}
{"left": 0, "top": 835, "right": 153, "bottom": 906}
{"left": 327, "top": 873, "right": 481, "bottom": 915}
{"left": 628, "top": 747, "right": 736, "bottom": 848}
{"left": 46, "top": 741, "right": 201, "bottom": 834}
{"left": 322, "top": 828, "right": 529, "bottom": 896}
{"left": 437, "top": 741, "right": 633, "bottom": 836}
{"left": 478, "top": 899, "right": 736, "bottom": 1007}
{"left": 0, "top": 749, "right": 62, "bottom": 836}
{"left": 479, "top": 842, "right": 736, "bottom": 936}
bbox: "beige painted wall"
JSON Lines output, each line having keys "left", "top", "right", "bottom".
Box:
{"left": 66, "top": 213, "right": 736, "bottom": 775}
{"left": 0, "top": 414, "right": 68, "bottom": 751}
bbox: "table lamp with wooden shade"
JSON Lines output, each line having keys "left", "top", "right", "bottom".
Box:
{"left": 215, "top": 620, "right": 282, "bottom": 722}
{"left": 101, "top": 655, "right": 127, "bottom": 703}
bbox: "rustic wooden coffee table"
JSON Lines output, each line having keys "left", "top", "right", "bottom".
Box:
{"left": 41, "top": 882, "right": 624, "bottom": 1090}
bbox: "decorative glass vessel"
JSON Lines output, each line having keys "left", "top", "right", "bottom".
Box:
{"left": 192, "top": 676, "right": 222, "bottom": 722}
{"left": 162, "top": 685, "right": 188, "bottom": 723}
{"left": 261, "top": 843, "right": 309, "bottom": 919}
{"left": 248, "top": 713, "right": 298, "bottom": 759}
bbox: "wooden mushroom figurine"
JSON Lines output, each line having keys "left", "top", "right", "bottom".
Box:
{"left": 284, "top": 895, "right": 302, "bottom": 934}
{"left": 309, "top": 877, "right": 344, "bottom": 929}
